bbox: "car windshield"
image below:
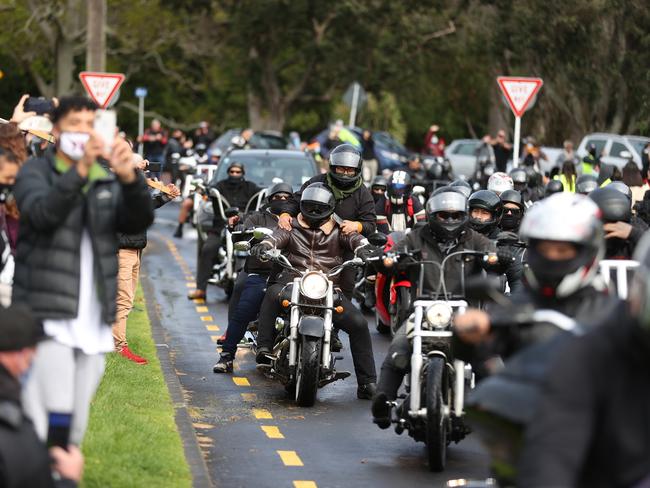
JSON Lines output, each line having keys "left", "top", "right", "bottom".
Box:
{"left": 454, "top": 142, "right": 480, "bottom": 156}
{"left": 216, "top": 154, "right": 317, "bottom": 188}
{"left": 249, "top": 133, "right": 287, "bottom": 149}
{"left": 626, "top": 137, "right": 650, "bottom": 156}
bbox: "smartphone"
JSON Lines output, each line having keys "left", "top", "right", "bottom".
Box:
{"left": 47, "top": 412, "right": 72, "bottom": 449}
{"left": 24, "top": 97, "right": 55, "bottom": 115}
{"left": 94, "top": 109, "right": 117, "bottom": 154}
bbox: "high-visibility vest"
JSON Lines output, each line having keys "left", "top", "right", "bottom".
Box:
{"left": 554, "top": 174, "right": 576, "bottom": 192}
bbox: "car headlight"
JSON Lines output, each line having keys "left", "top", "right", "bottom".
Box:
{"left": 425, "top": 302, "right": 453, "bottom": 329}
{"left": 300, "top": 271, "right": 329, "bottom": 300}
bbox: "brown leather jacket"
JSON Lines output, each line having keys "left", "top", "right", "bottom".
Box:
{"left": 267, "top": 214, "right": 366, "bottom": 284}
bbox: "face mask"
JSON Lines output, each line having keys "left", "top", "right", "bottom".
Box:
{"left": 268, "top": 200, "right": 286, "bottom": 215}
{"left": 0, "top": 184, "right": 14, "bottom": 205}
{"left": 500, "top": 212, "right": 522, "bottom": 231}
{"left": 227, "top": 173, "right": 243, "bottom": 183}
{"left": 58, "top": 132, "right": 90, "bottom": 161}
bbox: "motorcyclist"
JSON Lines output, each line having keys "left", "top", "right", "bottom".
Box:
{"left": 212, "top": 182, "right": 292, "bottom": 373}
{"left": 376, "top": 170, "right": 425, "bottom": 234}
{"left": 497, "top": 189, "right": 527, "bottom": 293}
{"left": 371, "top": 187, "right": 497, "bottom": 426}
{"left": 187, "top": 162, "right": 261, "bottom": 300}
{"left": 588, "top": 186, "right": 648, "bottom": 259}
{"left": 544, "top": 179, "right": 564, "bottom": 197}
{"left": 517, "top": 233, "right": 650, "bottom": 487}
{"left": 487, "top": 172, "right": 514, "bottom": 196}
{"left": 575, "top": 173, "right": 598, "bottom": 195}
{"left": 468, "top": 190, "right": 503, "bottom": 240}
{"left": 510, "top": 167, "right": 538, "bottom": 206}
{"left": 254, "top": 183, "right": 378, "bottom": 399}
{"left": 405, "top": 154, "right": 428, "bottom": 184}
{"left": 370, "top": 176, "right": 388, "bottom": 204}
{"left": 449, "top": 179, "right": 472, "bottom": 199}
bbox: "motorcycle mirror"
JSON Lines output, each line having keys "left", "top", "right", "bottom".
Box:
{"left": 367, "top": 232, "right": 388, "bottom": 248}
{"left": 253, "top": 227, "right": 274, "bottom": 240}
{"left": 412, "top": 185, "right": 425, "bottom": 195}
{"left": 225, "top": 207, "right": 240, "bottom": 218}
{"left": 234, "top": 241, "right": 250, "bottom": 252}
{"left": 208, "top": 188, "right": 220, "bottom": 198}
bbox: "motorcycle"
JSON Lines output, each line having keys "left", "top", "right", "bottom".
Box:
{"left": 373, "top": 231, "right": 407, "bottom": 335}
{"left": 378, "top": 244, "right": 499, "bottom": 471}
{"left": 238, "top": 228, "right": 363, "bottom": 407}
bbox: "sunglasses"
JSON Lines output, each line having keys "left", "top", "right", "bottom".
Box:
{"left": 437, "top": 211, "right": 464, "bottom": 220}
{"left": 504, "top": 207, "right": 522, "bottom": 216}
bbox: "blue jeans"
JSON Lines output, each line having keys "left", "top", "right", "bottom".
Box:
{"left": 222, "top": 274, "right": 268, "bottom": 355}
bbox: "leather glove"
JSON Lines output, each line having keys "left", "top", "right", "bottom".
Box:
{"left": 354, "top": 245, "right": 374, "bottom": 262}
{"left": 251, "top": 242, "right": 272, "bottom": 261}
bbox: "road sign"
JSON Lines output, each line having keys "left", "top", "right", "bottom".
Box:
{"left": 135, "top": 87, "right": 148, "bottom": 98}
{"left": 497, "top": 76, "right": 543, "bottom": 118}
{"left": 79, "top": 71, "right": 125, "bottom": 109}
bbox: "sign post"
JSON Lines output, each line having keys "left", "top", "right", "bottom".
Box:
{"left": 79, "top": 71, "right": 125, "bottom": 109}
{"left": 343, "top": 82, "right": 367, "bottom": 128}
{"left": 496, "top": 76, "right": 543, "bottom": 167}
{"left": 135, "top": 87, "right": 148, "bottom": 156}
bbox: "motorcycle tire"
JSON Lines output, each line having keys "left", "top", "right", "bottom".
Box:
{"left": 295, "top": 336, "right": 321, "bottom": 407}
{"left": 375, "top": 308, "right": 391, "bottom": 335}
{"left": 391, "top": 287, "right": 411, "bottom": 337}
{"left": 425, "top": 356, "right": 448, "bottom": 472}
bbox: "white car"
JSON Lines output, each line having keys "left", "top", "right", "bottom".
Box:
{"left": 444, "top": 139, "right": 481, "bottom": 180}
{"left": 577, "top": 133, "right": 650, "bottom": 169}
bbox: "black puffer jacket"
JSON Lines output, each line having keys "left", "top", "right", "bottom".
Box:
{"left": 13, "top": 153, "right": 154, "bottom": 324}
{"left": 118, "top": 193, "right": 170, "bottom": 249}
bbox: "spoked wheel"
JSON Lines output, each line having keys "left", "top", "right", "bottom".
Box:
{"left": 425, "top": 356, "right": 448, "bottom": 472}
{"left": 295, "top": 336, "right": 321, "bottom": 407}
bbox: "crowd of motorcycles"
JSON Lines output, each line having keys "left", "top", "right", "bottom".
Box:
{"left": 169, "top": 139, "right": 639, "bottom": 487}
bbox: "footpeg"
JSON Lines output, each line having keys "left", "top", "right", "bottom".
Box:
{"left": 318, "top": 370, "right": 351, "bottom": 387}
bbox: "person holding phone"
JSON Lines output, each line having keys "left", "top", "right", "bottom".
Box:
{"left": 0, "top": 304, "right": 84, "bottom": 487}
{"left": 13, "top": 96, "right": 154, "bottom": 445}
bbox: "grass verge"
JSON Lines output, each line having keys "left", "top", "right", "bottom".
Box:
{"left": 81, "top": 285, "right": 192, "bottom": 488}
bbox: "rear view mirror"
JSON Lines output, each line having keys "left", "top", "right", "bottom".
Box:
{"left": 412, "top": 185, "right": 425, "bottom": 195}
{"left": 253, "top": 227, "right": 274, "bottom": 240}
{"left": 234, "top": 241, "right": 250, "bottom": 252}
{"left": 367, "top": 232, "right": 388, "bottom": 248}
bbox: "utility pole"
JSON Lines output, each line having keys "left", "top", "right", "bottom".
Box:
{"left": 86, "top": 0, "right": 106, "bottom": 71}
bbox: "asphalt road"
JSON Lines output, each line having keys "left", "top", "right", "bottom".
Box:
{"left": 142, "top": 203, "right": 490, "bottom": 488}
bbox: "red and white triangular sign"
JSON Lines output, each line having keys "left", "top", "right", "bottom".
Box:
{"left": 497, "top": 76, "right": 543, "bottom": 118}
{"left": 79, "top": 72, "right": 125, "bottom": 109}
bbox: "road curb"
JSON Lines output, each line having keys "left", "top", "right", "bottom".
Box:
{"left": 141, "top": 272, "right": 214, "bottom": 488}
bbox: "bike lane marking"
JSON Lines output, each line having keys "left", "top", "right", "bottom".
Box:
{"left": 277, "top": 450, "right": 304, "bottom": 467}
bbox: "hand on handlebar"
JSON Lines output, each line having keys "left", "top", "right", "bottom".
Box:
{"left": 453, "top": 309, "right": 491, "bottom": 344}
{"left": 251, "top": 242, "right": 273, "bottom": 261}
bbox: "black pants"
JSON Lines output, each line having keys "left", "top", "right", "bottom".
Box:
{"left": 257, "top": 282, "right": 377, "bottom": 385}
{"left": 377, "top": 325, "right": 410, "bottom": 400}
{"left": 197, "top": 233, "right": 221, "bottom": 291}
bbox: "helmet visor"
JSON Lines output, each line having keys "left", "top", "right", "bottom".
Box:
{"left": 330, "top": 150, "right": 362, "bottom": 169}
{"left": 302, "top": 185, "right": 333, "bottom": 205}
{"left": 426, "top": 191, "right": 467, "bottom": 215}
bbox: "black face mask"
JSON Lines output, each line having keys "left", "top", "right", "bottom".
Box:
{"left": 227, "top": 174, "right": 243, "bottom": 184}
{"left": 500, "top": 211, "right": 522, "bottom": 231}
{"left": 605, "top": 237, "right": 628, "bottom": 258}
{"left": 268, "top": 199, "right": 287, "bottom": 215}
{"left": 0, "top": 184, "right": 14, "bottom": 205}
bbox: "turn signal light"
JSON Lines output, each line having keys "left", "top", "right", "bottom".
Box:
{"left": 281, "top": 299, "right": 291, "bottom": 308}
{"left": 383, "top": 257, "right": 394, "bottom": 267}
{"left": 335, "top": 306, "right": 344, "bottom": 313}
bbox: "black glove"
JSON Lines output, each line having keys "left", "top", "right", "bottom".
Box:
{"left": 496, "top": 247, "right": 516, "bottom": 266}
{"left": 251, "top": 242, "right": 272, "bottom": 261}
{"left": 355, "top": 246, "right": 375, "bottom": 262}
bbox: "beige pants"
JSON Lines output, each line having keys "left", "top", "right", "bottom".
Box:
{"left": 112, "top": 248, "right": 142, "bottom": 349}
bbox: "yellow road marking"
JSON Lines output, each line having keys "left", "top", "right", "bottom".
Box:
{"left": 293, "top": 482, "right": 317, "bottom": 488}
{"left": 192, "top": 298, "right": 205, "bottom": 304}
{"left": 206, "top": 325, "right": 220, "bottom": 331}
{"left": 241, "top": 393, "right": 257, "bottom": 401}
{"left": 232, "top": 377, "right": 250, "bottom": 386}
{"left": 201, "top": 316, "right": 214, "bottom": 322}
{"left": 261, "top": 425, "right": 284, "bottom": 439}
{"left": 210, "top": 335, "right": 222, "bottom": 343}
{"left": 186, "top": 282, "right": 196, "bottom": 288}
{"left": 195, "top": 306, "right": 209, "bottom": 313}
{"left": 277, "top": 450, "right": 303, "bottom": 467}
{"left": 253, "top": 408, "right": 272, "bottom": 419}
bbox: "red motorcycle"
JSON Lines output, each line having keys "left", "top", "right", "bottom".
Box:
{"left": 374, "top": 231, "right": 411, "bottom": 336}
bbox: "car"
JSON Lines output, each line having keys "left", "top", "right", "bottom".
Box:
{"left": 208, "top": 129, "right": 289, "bottom": 159}
{"left": 444, "top": 139, "right": 481, "bottom": 180}
{"left": 212, "top": 149, "right": 319, "bottom": 193}
{"left": 577, "top": 133, "right": 650, "bottom": 169}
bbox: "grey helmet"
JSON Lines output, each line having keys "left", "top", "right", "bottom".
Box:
{"left": 300, "top": 183, "right": 336, "bottom": 228}
{"left": 576, "top": 174, "right": 598, "bottom": 195}
{"left": 328, "top": 144, "right": 363, "bottom": 190}
{"left": 426, "top": 188, "right": 468, "bottom": 241}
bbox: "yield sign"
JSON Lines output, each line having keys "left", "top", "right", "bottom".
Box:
{"left": 79, "top": 71, "right": 125, "bottom": 109}
{"left": 497, "top": 76, "right": 543, "bottom": 118}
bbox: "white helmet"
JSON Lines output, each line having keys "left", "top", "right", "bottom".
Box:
{"left": 519, "top": 192, "right": 604, "bottom": 298}
{"left": 487, "top": 172, "right": 514, "bottom": 196}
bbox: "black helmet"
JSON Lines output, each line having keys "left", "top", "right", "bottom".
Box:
{"left": 607, "top": 181, "right": 632, "bottom": 201}
{"left": 387, "top": 170, "right": 412, "bottom": 204}
{"left": 575, "top": 174, "right": 598, "bottom": 194}
{"left": 468, "top": 190, "right": 503, "bottom": 234}
{"left": 628, "top": 233, "right": 650, "bottom": 341}
{"left": 544, "top": 179, "right": 564, "bottom": 197}
{"left": 371, "top": 175, "right": 387, "bottom": 191}
{"left": 509, "top": 168, "right": 528, "bottom": 192}
{"left": 588, "top": 187, "right": 632, "bottom": 223}
{"left": 500, "top": 189, "right": 525, "bottom": 231}
{"left": 267, "top": 182, "right": 293, "bottom": 201}
{"left": 328, "top": 144, "right": 362, "bottom": 189}
{"left": 426, "top": 189, "right": 468, "bottom": 241}
{"left": 449, "top": 179, "right": 472, "bottom": 199}
{"left": 300, "top": 183, "right": 336, "bottom": 228}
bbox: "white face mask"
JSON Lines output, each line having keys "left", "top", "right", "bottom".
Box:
{"left": 58, "top": 132, "right": 90, "bottom": 161}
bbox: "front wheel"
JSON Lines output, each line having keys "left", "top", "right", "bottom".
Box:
{"left": 425, "top": 356, "right": 448, "bottom": 472}
{"left": 295, "top": 336, "right": 321, "bottom": 407}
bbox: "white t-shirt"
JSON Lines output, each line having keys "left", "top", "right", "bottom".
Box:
{"left": 43, "top": 230, "right": 114, "bottom": 355}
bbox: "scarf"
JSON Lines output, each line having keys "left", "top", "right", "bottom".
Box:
{"left": 326, "top": 172, "right": 363, "bottom": 200}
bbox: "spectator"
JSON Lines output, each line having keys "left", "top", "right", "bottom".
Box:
{"left": 14, "top": 96, "right": 154, "bottom": 445}
{"left": 642, "top": 142, "right": 650, "bottom": 179}
{"left": 492, "top": 129, "right": 512, "bottom": 173}
{"left": 361, "top": 129, "right": 378, "bottom": 183}
{"left": 554, "top": 160, "right": 577, "bottom": 192}
{"left": 555, "top": 139, "right": 579, "bottom": 167}
{"left": 0, "top": 121, "right": 29, "bottom": 164}
{"left": 139, "top": 119, "right": 168, "bottom": 163}
{"left": 423, "top": 124, "right": 445, "bottom": 157}
{"left": 0, "top": 148, "right": 20, "bottom": 306}
{"left": 193, "top": 121, "right": 214, "bottom": 146}
{"left": 163, "top": 128, "right": 185, "bottom": 183}
{"left": 114, "top": 155, "right": 180, "bottom": 364}
{"left": 0, "top": 304, "right": 85, "bottom": 487}
{"left": 622, "top": 160, "right": 648, "bottom": 207}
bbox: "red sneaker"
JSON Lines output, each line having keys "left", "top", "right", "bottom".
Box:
{"left": 118, "top": 346, "right": 148, "bottom": 365}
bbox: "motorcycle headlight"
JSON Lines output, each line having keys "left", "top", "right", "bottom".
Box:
{"left": 425, "top": 302, "right": 453, "bottom": 329}
{"left": 299, "top": 271, "right": 329, "bottom": 300}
